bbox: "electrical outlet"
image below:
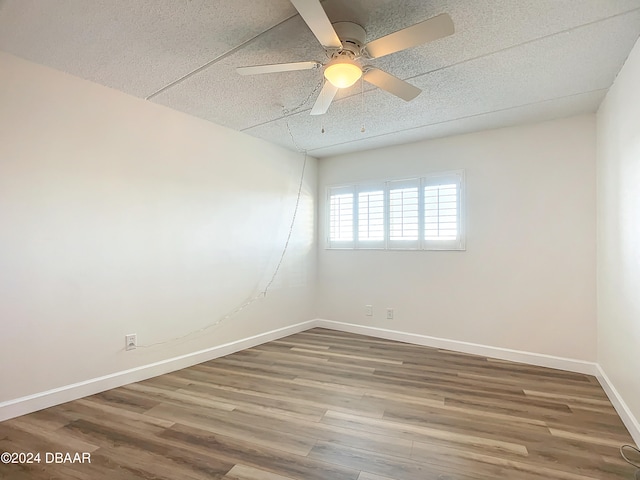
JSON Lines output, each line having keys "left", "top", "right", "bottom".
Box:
{"left": 386, "top": 308, "right": 394, "bottom": 320}
{"left": 365, "top": 305, "right": 373, "bottom": 316}
{"left": 125, "top": 334, "right": 137, "bottom": 351}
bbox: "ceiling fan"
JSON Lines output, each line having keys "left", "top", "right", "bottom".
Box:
{"left": 236, "top": 0, "right": 454, "bottom": 115}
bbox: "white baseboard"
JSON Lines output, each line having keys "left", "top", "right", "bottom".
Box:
{"left": 4, "top": 317, "right": 638, "bottom": 448}
{"left": 314, "top": 319, "right": 598, "bottom": 375}
{"left": 315, "top": 319, "right": 640, "bottom": 446}
{"left": 596, "top": 365, "right": 640, "bottom": 447}
{"left": 0, "top": 319, "right": 315, "bottom": 422}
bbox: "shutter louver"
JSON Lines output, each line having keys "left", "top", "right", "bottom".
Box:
{"left": 329, "top": 192, "right": 354, "bottom": 244}
{"left": 424, "top": 184, "right": 458, "bottom": 240}
{"left": 358, "top": 190, "right": 385, "bottom": 242}
{"left": 389, "top": 187, "right": 419, "bottom": 241}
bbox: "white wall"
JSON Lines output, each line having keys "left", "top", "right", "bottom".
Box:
{"left": 317, "top": 115, "right": 597, "bottom": 361}
{"left": 0, "top": 52, "right": 317, "bottom": 404}
{"left": 597, "top": 37, "right": 640, "bottom": 439}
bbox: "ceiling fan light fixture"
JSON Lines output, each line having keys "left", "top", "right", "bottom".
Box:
{"left": 324, "top": 60, "right": 362, "bottom": 89}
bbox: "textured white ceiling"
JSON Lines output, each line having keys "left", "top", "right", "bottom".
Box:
{"left": 1, "top": 0, "right": 640, "bottom": 157}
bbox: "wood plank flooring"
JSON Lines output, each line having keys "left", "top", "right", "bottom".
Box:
{"left": 0, "top": 328, "right": 636, "bottom": 479}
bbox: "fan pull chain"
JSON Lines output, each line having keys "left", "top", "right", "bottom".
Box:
{"left": 321, "top": 79, "right": 326, "bottom": 133}
{"left": 360, "top": 76, "right": 366, "bottom": 133}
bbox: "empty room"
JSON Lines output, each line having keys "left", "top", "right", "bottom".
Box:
{"left": 1, "top": 1, "right": 639, "bottom": 479}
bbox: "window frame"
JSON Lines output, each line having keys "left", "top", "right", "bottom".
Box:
{"left": 326, "top": 170, "right": 465, "bottom": 251}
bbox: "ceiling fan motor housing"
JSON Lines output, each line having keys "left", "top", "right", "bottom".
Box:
{"left": 332, "top": 22, "right": 366, "bottom": 58}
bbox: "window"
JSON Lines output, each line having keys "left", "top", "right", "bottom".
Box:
{"left": 357, "top": 188, "right": 384, "bottom": 246}
{"left": 388, "top": 180, "right": 420, "bottom": 249}
{"left": 327, "top": 171, "right": 465, "bottom": 250}
{"left": 423, "top": 177, "right": 461, "bottom": 250}
{"left": 328, "top": 187, "right": 353, "bottom": 247}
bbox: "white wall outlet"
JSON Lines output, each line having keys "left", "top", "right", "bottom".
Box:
{"left": 386, "top": 308, "right": 394, "bottom": 320}
{"left": 125, "top": 334, "right": 137, "bottom": 351}
{"left": 365, "top": 305, "right": 373, "bottom": 316}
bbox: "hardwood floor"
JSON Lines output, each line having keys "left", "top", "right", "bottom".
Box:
{"left": 0, "top": 328, "right": 636, "bottom": 479}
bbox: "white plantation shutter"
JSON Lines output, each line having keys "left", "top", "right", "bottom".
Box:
{"left": 423, "top": 172, "right": 464, "bottom": 250}
{"left": 357, "top": 187, "right": 385, "bottom": 248}
{"left": 424, "top": 184, "right": 457, "bottom": 239}
{"left": 326, "top": 171, "right": 464, "bottom": 250}
{"left": 388, "top": 180, "right": 420, "bottom": 249}
{"left": 328, "top": 187, "right": 354, "bottom": 248}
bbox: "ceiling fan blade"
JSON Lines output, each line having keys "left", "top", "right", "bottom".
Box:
{"left": 310, "top": 81, "right": 339, "bottom": 115}
{"left": 237, "top": 61, "right": 320, "bottom": 75}
{"left": 365, "top": 13, "right": 454, "bottom": 59}
{"left": 289, "top": 0, "right": 342, "bottom": 49}
{"left": 363, "top": 68, "right": 421, "bottom": 101}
